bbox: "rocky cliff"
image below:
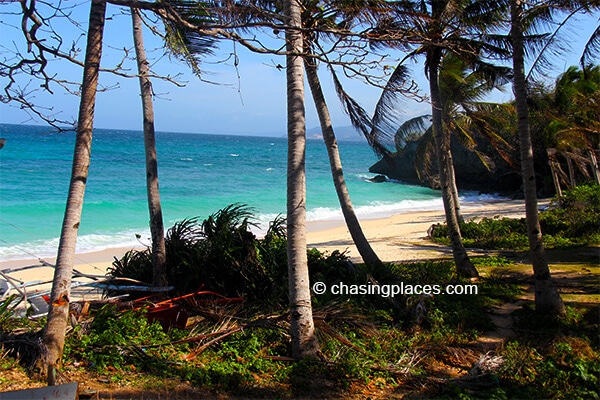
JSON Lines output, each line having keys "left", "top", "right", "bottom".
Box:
{"left": 369, "top": 136, "right": 525, "bottom": 195}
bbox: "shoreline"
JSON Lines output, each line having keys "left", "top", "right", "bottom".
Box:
{"left": 0, "top": 199, "right": 538, "bottom": 287}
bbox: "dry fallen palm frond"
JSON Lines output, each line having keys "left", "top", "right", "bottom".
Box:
{"left": 314, "top": 319, "right": 371, "bottom": 358}
{"left": 0, "top": 332, "right": 48, "bottom": 372}
{"left": 313, "top": 301, "right": 378, "bottom": 336}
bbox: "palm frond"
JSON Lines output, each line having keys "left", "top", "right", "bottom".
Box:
{"left": 463, "top": 103, "right": 518, "bottom": 170}
{"left": 161, "top": 1, "right": 219, "bottom": 78}
{"left": 329, "top": 65, "right": 391, "bottom": 157}
{"left": 581, "top": 23, "right": 600, "bottom": 67}
{"left": 369, "top": 64, "right": 412, "bottom": 157}
{"left": 395, "top": 114, "right": 431, "bottom": 151}
{"left": 414, "top": 128, "right": 436, "bottom": 183}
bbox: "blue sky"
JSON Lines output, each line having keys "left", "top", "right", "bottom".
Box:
{"left": 0, "top": 2, "right": 597, "bottom": 137}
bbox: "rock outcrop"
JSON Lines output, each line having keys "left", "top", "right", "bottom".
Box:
{"left": 369, "top": 136, "right": 524, "bottom": 195}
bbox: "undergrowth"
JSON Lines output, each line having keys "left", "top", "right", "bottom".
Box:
{"left": 1, "top": 199, "right": 598, "bottom": 398}
{"left": 430, "top": 184, "right": 600, "bottom": 250}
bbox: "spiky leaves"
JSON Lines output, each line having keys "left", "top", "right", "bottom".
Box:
{"left": 161, "top": 1, "right": 218, "bottom": 78}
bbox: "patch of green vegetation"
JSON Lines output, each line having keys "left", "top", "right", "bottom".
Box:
{"left": 2, "top": 203, "right": 597, "bottom": 398}
{"left": 497, "top": 339, "right": 600, "bottom": 399}
{"left": 64, "top": 306, "right": 176, "bottom": 371}
{"left": 431, "top": 184, "right": 600, "bottom": 250}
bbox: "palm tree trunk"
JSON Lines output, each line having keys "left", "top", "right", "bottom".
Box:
{"left": 428, "top": 52, "right": 478, "bottom": 278}
{"left": 510, "top": 0, "right": 564, "bottom": 315}
{"left": 547, "top": 150, "right": 563, "bottom": 205}
{"left": 131, "top": 7, "right": 167, "bottom": 287}
{"left": 284, "top": 0, "right": 319, "bottom": 359}
{"left": 304, "top": 59, "right": 382, "bottom": 266}
{"left": 43, "top": 0, "right": 106, "bottom": 385}
{"left": 447, "top": 150, "right": 464, "bottom": 224}
{"left": 565, "top": 155, "right": 576, "bottom": 188}
{"left": 589, "top": 149, "right": 600, "bottom": 184}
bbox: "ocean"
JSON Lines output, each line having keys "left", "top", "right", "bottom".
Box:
{"left": 0, "top": 123, "right": 497, "bottom": 261}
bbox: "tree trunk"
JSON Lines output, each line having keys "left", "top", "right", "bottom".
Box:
{"left": 284, "top": 0, "right": 319, "bottom": 359}
{"left": 304, "top": 59, "right": 382, "bottom": 266}
{"left": 131, "top": 7, "right": 167, "bottom": 287}
{"left": 428, "top": 51, "right": 479, "bottom": 278}
{"left": 589, "top": 149, "right": 600, "bottom": 184}
{"left": 565, "top": 155, "right": 576, "bottom": 188}
{"left": 547, "top": 152, "right": 563, "bottom": 205}
{"left": 43, "top": 0, "right": 106, "bottom": 385}
{"left": 510, "top": 0, "right": 564, "bottom": 315}
{"left": 447, "top": 150, "right": 464, "bottom": 224}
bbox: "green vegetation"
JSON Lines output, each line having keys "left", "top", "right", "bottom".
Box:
{"left": 430, "top": 184, "right": 600, "bottom": 250}
{"left": 1, "top": 201, "right": 599, "bottom": 398}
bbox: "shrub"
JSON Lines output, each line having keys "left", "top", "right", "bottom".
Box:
{"left": 541, "top": 184, "right": 600, "bottom": 240}
{"left": 498, "top": 339, "right": 600, "bottom": 399}
{"left": 109, "top": 204, "right": 277, "bottom": 301}
{"left": 430, "top": 184, "right": 600, "bottom": 249}
{"left": 64, "top": 306, "right": 172, "bottom": 371}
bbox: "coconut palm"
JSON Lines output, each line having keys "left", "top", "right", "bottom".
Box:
{"left": 300, "top": 0, "right": 383, "bottom": 266}
{"left": 394, "top": 54, "right": 515, "bottom": 219}
{"left": 285, "top": 0, "right": 320, "bottom": 359}
{"left": 368, "top": 0, "right": 509, "bottom": 277}
{"left": 305, "top": 60, "right": 382, "bottom": 266}
{"left": 545, "top": 65, "right": 600, "bottom": 186}
{"left": 159, "top": 0, "right": 320, "bottom": 359}
{"left": 509, "top": 0, "right": 565, "bottom": 315}
{"left": 43, "top": 0, "right": 107, "bottom": 384}
{"left": 131, "top": 8, "right": 168, "bottom": 287}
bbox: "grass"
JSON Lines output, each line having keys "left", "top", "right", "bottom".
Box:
{"left": 2, "top": 253, "right": 597, "bottom": 398}
{"left": 1, "top": 195, "right": 599, "bottom": 399}
{"left": 430, "top": 184, "right": 600, "bottom": 251}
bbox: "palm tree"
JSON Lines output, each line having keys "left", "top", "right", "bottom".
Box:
{"left": 43, "top": 0, "right": 107, "bottom": 384}
{"left": 301, "top": 1, "right": 382, "bottom": 266}
{"left": 546, "top": 65, "right": 600, "bottom": 185}
{"left": 285, "top": 0, "right": 320, "bottom": 359}
{"left": 131, "top": 7, "right": 168, "bottom": 287}
{"left": 509, "top": 0, "right": 565, "bottom": 315}
{"left": 304, "top": 59, "right": 382, "bottom": 266}
{"left": 428, "top": 44, "right": 480, "bottom": 277}
{"left": 144, "top": 0, "right": 321, "bottom": 358}
{"left": 369, "top": 0, "right": 508, "bottom": 277}
{"left": 394, "top": 54, "right": 515, "bottom": 220}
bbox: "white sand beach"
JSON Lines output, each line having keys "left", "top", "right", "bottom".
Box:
{"left": 0, "top": 199, "right": 538, "bottom": 293}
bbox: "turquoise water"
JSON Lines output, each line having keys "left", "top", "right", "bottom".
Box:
{"left": 0, "top": 123, "right": 494, "bottom": 260}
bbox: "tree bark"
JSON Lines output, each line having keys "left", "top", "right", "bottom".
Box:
{"left": 304, "top": 59, "right": 382, "bottom": 267}
{"left": 43, "top": 0, "right": 106, "bottom": 385}
{"left": 565, "top": 155, "right": 576, "bottom": 188}
{"left": 284, "top": 0, "right": 319, "bottom": 359}
{"left": 131, "top": 7, "right": 167, "bottom": 287}
{"left": 447, "top": 150, "right": 464, "bottom": 224}
{"left": 589, "top": 149, "right": 600, "bottom": 184}
{"left": 510, "top": 0, "right": 564, "bottom": 315}
{"left": 428, "top": 50, "right": 479, "bottom": 278}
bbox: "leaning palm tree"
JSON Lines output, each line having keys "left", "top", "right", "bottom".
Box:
{"left": 43, "top": 0, "right": 107, "bottom": 384}
{"left": 301, "top": 0, "right": 382, "bottom": 266}
{"left": 509, "top": 0, "right": 565, "bottom": 315}
{"left": 131, "top": 7, "right": 168, "bottom": 287}
{"left": 394, "top": 53, "right": 515, "bottom": 220}
{"left": 368, "top": 0, "right": 509, "bottom": 277}
{"left": 305, "top": 58, "right": 382, "bottom": 266}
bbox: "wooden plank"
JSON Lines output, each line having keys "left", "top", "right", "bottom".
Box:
{"left": 0, "top": 382, "right": 79, "bottom": 400}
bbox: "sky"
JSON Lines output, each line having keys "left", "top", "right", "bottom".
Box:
{"left": 0, "top": 2, "right": 597, "bottom": 137}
